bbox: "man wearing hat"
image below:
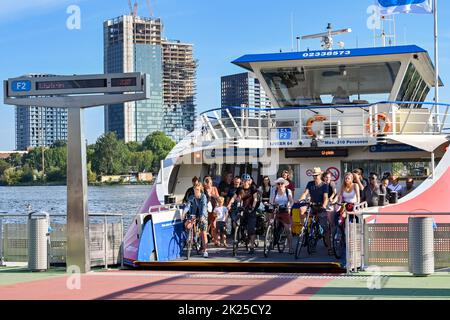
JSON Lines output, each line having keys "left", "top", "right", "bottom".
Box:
{"left": 299, "top": 167, "right": 330, "bottom": 249}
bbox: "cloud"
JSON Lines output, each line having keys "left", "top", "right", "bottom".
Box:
{"left": 0, "top": 0, "right": 82, "bottom": 21}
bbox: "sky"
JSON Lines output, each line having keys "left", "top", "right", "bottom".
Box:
{"left": 0, "top": 0, "right": 449, "bottom": 150}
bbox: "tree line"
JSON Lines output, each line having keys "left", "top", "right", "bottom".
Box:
{"left": 0, "top": 131, "right": 175, "bottom": 186}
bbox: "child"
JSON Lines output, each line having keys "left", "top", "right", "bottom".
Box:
{"left": 213, "top": 196, "right": 229, "bottom": 247}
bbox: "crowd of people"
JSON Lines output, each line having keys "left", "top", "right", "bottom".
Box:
{"left": 182, "top": 167, "right": 416, "bottom": 258}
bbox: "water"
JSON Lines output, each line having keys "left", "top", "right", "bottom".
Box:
{"left": 0, "top": 185, "right": 152, "bottom": 229}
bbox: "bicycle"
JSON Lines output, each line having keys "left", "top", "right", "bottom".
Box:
{"left": 332, "top": 202, "right": 354, "bottom": 259}
{"left": 295, "top": 200, "right": 311, "bottom": 259}
{"left": 184, "top": 215, "right": 202, "bottom": 260}
{"left": 232, "top": 207, "right": 259, "bottom": 256}
{"left": 295, "top": 202, "right": 328, "bottom": 258}
{"left": 263, "top": 204, "right": 289, "bottom": 257}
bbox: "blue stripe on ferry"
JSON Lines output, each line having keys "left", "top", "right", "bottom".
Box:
{"left": 232, "top": 45, "right": 426, "bottom": 69}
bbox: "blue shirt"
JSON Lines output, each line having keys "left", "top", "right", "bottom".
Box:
{"left": 306, "top": 181, "right": 329, "bottom": 204}
{"left": 186, "top": 194, "right": 208, "bottom": 218}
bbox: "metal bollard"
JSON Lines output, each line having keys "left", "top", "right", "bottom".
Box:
{"left": 28, "top": 212, "right": 50, "bottom": 271}
{"left": 408, "top": 217, "right": 434, "bottom": 276}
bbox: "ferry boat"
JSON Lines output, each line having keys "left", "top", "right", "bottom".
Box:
{"left": 121, "top": 32, "right": 450, "bottom": 270}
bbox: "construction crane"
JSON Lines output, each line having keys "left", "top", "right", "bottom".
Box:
{"left": 128, "top": 0, "right": 138, "bottom": 17}
{"left": 302, "top": 23, "right": 352, "bottom": 50}
{"left": 146, "top": 0, "right": 154, "bottom": 17}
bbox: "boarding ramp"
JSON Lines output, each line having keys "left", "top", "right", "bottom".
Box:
{"left": 127, "top": 204, "right": 344, "bottom": 273}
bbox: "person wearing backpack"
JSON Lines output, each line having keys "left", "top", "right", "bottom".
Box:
{"left": 270, "top": 177, "right": 294, "bottom": 254}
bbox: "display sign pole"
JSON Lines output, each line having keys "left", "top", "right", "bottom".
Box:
{"left": 4, "top": 73, "right": 150, "bottom": 273}
{"left": 66, "top": 107, "right": 90, "bottom": 272}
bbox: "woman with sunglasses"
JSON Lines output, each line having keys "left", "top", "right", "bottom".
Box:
{"left": 270, "top": 177, "right": 294, "bottom": 254}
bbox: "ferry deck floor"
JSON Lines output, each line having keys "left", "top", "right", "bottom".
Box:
{"left": 1, "top": 237, "right": 449, "bottom": 300}
{"left": 134, "top": 236, "right": 343, "bottom": 273}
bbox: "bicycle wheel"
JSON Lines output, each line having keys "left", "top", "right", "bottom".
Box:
{"left": 232, "top": 225, "right": 241, "bottom": 257}
{"left": 186, "top": 227, "right": 193, "bottom": 260}
{"left": 277, "top": 224, "right": 286, "bottom": 253}
{"left": 322, "top": 221, "right": 330, "bottom": 248}
{"left": 307, "top": 222, "right": 318, "bottom": 255}
{"left": 295, "top": 228, "right": 307, "bottom": 259}
{"left": 263, "top": 224, "right": 274, "bottom": 257}
{"left": 333, "top": 227, "right": 345, "bottom": 259}
{"left": 254, "top": 235, "right": 260, "bottom": 248}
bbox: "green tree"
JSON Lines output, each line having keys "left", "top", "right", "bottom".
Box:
{"left": 87, "top": 162, "right": 97, "bottom": 184}
{"left": 130, "top": 150, "right": 154, "bottom": 172}
{"left": 0, "top": 159, "right": 10, "bottom": 176}
{"left": 20, "top": 165, "right": 34, "bottom": 183}
{"left": 44, "top": 146, "right": 67, "bottom": 175}
{"left": 2, "top": 168, "right": 21, "bottom": 185}
{"left": 126, "top": 141, "right": 141, "bottom": 153}
{"left": 141, "top": 131, "right": 175, "bottom": 170}
{"left": 46, "top": 166, "right": 65, "bottom": 182}
{"left": 92, "top": 132, "right": 130, "bottom": 175}
{"left": 7, "top": 153, "right": 23, "bottom": 168}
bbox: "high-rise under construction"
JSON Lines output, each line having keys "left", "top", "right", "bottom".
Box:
{"left": 104, "top": 14, "right": 196, "bottom": 143}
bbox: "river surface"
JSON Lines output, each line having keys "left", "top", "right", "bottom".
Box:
{"left": 0, "top": 185, "right": 151, "bottom": 229}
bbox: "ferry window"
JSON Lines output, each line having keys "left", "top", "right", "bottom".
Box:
{"left": 343, "top": 159, "right": 431, "bottom": 182}
{"left": 261, "top": 62, "right": 401, "bottom": 107}
{"left": 397, "top": 63, "right": 430, "bottom": 108}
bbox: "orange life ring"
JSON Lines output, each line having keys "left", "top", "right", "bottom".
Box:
{"left": 305, "top": 115, "right": 327, "bottom": 138}
{"left": 365, "top": 113, "right": 392, "bottom": 135}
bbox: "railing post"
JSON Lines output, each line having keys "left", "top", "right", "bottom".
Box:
{"left": 120, "top": 214, "right": 124, "bottom": 269}
{"left": 353, "top": 214, "right": 357, "bottom": 272}
{"left": 0, "top": 217, "right": 4, "bottom": 266}
{"left": 104, "top": 214, "right": 108, "bottom": 269}
{"left": 391, "top": 103, "right": 397, "bottom": 135}
{"left": 345, "top": 213, "right": 350, "bottom": 274}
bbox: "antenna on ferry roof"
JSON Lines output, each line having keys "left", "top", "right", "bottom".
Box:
{"left": 301, "top": 23, "right": 352, "bottom": 50}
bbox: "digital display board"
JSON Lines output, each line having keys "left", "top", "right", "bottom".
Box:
{"left": 285, "top": 148, "right": 348, "bottom": 158}
{"left": 111, "top": 77, "right": 137, "bottom": 87}
{"left": 36, "top": 79, "right": 107, "bottom": 91}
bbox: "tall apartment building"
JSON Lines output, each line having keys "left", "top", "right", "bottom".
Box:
{"left": 221, "top": 72, "right": 271, "bottom": 117}
{"left": 162, "top": 40, "right": 196, "bottom": 141}
{"left": 104, "top": 15, "right": 196, "bottom": 143}
{"left": 15, "top": 106, "right": 68, "bottom": 151}
{"left": 104, "top": 15, "right": 164, "bottom": 143}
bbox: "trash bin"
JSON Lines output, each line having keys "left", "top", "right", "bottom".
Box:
{"left": 164, "top": 194, "right": 176, "bottom": 205}
{"left": 389, "top": 191, "right": 398, "bottom": 204}
{"left": 28, "top": 212, "right": 50, "bottom": 271}
{"left": 408, "top": 217, "right": 434, "bottom": 276}
{"left": 378, "top": 194, "right": 386, "bottom": 206}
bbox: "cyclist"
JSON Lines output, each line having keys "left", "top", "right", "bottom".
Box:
{"left": 299, "top": 167, "right": 330, "bottom": 248}
{"left": 258, "top": 176, "right": 272, "bottom": 206}
{"left": 184, "top": 183, "right": 209, "bottom": 258}
{"left": 183, "top": 176, "right": 199, "bottom": 203}
{"left": 337, "top": 172, "right": 360, "bottom": 223}
{"left": 270, "top": 177, "right": 294, "bottom": 254}
{"left": 227, "top": 174, "right": 260, "bottom": 254}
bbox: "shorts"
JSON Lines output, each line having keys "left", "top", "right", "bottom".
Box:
{"left": 245, "top": 210, "right": 257, "bottom": 236}
{"left": 216, "top": 221, "right": 226, "bottom": 234}
{"left": 278, "top": 211, "right": 292, "bottom": 225}
{"left": 312, "top": 207, "right": 328, "bottom": 231}
{"left": 198, "top": 215, "right": 208, "bottom": 232}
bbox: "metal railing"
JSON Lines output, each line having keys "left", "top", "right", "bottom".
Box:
{"left": 346, "top": 211, "right": 450, "bottom": 273}
{"left": 198, "top": 101, "right": 450, "bottom": 145}
{"left": 0, "top": 212, "right": 123, "bottom": 268}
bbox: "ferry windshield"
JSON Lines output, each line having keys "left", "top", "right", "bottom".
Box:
{"left": 261, "top": 61, "right": 401, "bottom": 106}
